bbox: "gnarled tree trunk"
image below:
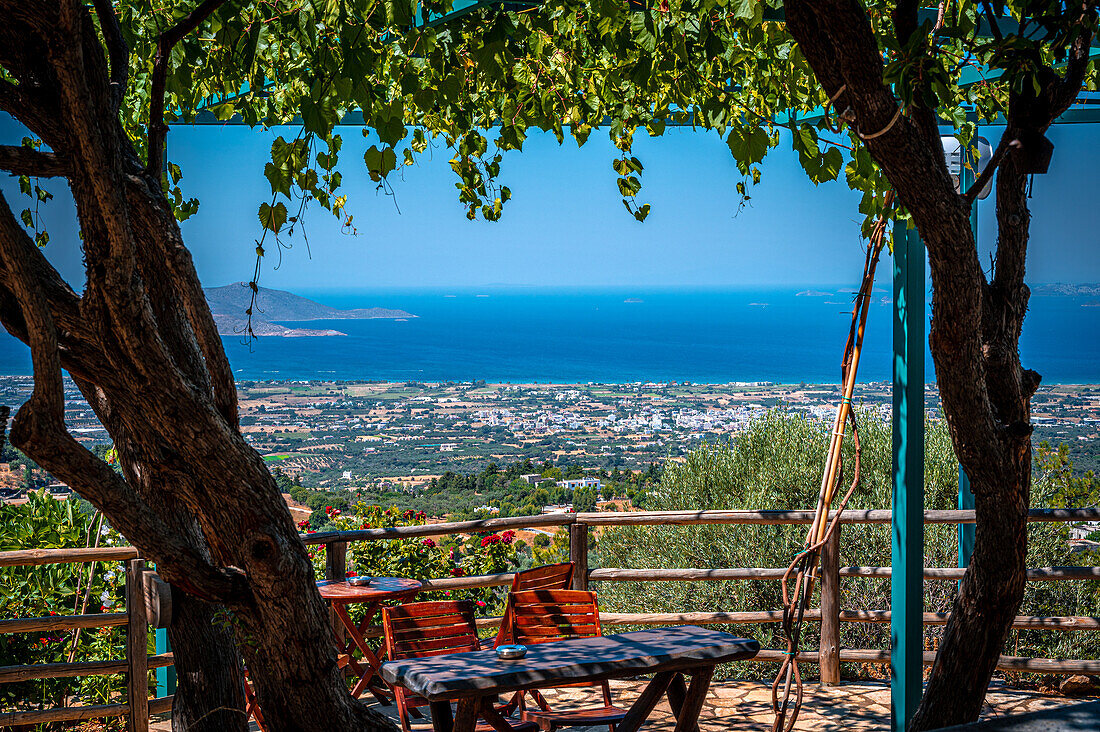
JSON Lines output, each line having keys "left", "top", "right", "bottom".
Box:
{"left": 784, "top": 0, "right": 1094, "bottom": 727}
{"left": 0, "top": 2, "right": 392, "bottom": 730}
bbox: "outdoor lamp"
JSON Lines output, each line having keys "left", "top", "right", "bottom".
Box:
{"left": 940, "top": 135, "right": 993, "bottom": 199}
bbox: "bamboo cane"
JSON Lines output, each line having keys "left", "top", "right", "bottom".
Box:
{"left": 772, "top": 192, "right": 894, "bottom": 732}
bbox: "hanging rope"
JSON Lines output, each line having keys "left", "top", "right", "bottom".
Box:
{"left": 771, "top": 191, "right": 895, "bottom": 732}
{"left": 858, "top": 106, "right": 904, "bottom": 140}
{"left": 822, "top": 85, "right": 848, "bottom": 134}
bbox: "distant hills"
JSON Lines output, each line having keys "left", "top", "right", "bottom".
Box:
{"left": 1032, "top": 283, "right": 1100, "bottom": 297}
{"left": 205, "top": 284, "right": 416, "bottom": 337}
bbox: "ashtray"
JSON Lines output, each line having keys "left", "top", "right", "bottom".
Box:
{"left": 347, "top": 576, "right": 373, "bottom": 587}
{"left": 495, "top": 644, "right": 527, "bottom": 660}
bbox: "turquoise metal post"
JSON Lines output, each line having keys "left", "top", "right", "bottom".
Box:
{"left": 958, "top": 471, "right": 974, "bottom": 566}
{"left": 958, "top": 151, "right": 977, "bottom": 568}
{"left": 892, "top": 221, "right": 925, "bottom": 731}
{"left": 155, "top": 628, "right": 175, "bottom": 697}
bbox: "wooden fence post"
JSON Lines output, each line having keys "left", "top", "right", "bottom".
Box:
{"left": 819, "top": 525, "right": 841, "bottom": 685}
{"left": 570, "top": 522, "right": 589, "bottom": 591}
{"left": 324, "top": 541, "right": 348, "bottom": 581}
{"left": 324, "top": 542, "right": 348, "bottom": 646}
{"left": 127, "top": 559, "right": 149, "bottom": 732}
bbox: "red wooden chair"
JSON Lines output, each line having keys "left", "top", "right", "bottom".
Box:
{"left": 244, "top": 671, "right": 267, "bottom": 732}
{"left": 506, "top": 590, "right": 628, "bottom": 732}
{"left": 382, "top": 600, "right": 538, "bottom": 732}
{"left": 492, "top": 563, "right": 576, "bottom": 716}
{"left": 494, "top": 563, "right": 575, "bottom": 648}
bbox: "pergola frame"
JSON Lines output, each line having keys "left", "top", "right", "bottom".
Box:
{"left": 168, "top": 5, "right": 1100, "bottom": 730}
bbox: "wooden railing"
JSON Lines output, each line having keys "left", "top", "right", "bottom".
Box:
{"left": 306, "top": 506, "right": 1100, "bottom": 684}
{"left": 3, "top": 506, "right": 1097, "bottom": 727}
{"left": 0, "top": 548, "right": 172, "bottom": 730}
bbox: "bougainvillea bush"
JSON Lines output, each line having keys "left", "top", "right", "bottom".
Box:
{"left": 0, "top": 489, "right": 129, "bottom": 712}
{"left": 302, "top": 503, "right": 522, "bottom": 620}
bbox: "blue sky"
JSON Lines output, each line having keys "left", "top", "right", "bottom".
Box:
{"left": 2, "top": 115, "right": 1099, "bottom": 291}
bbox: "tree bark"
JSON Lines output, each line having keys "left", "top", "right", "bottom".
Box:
{"left": 167, "top": 590, "right": 247, "bottom": 731}
{"left": 783, "top": 1, "right": 1096, "bottom": 728}
{"left": 0, "top": 2, "right": 394, "bottom": 730}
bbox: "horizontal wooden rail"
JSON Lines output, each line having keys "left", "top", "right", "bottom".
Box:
{"left": 576, "top": 507, "right": 1100, "bottom": 527}
{"left": 303, "top": 513, "right": 574, "bottom": 544}
{"left": 837, "top": 566, "right": 1100, "bottom": 581}
{"left": 0, "top": 694, "right": 172, "bottom": 727}
{"left": 388, "top": 564, "right": 1100, "bottom": 590}
{"left": 0, "top": 653, "right": 174, "bottom": 684}
{"left": 299, "top": 507, "right": 1100, "bottom": 545}
{"left": 751, "top": 649, "right": 1100, "bottom": 675}
{"left": 591, "top": 567, "right": 787, "bottom": 581}
{"left": 419, "top": 572, "right": 514, "bottom": 591}
{"left": 0, "top": 611, "right": 128, "bottom": 635}
{"left": 588, "top": 566, "right": 1100, "bottom": 582}
{"left": 0, "top": 546, "right": 137, "bottom": 567}
{"left": 595, "top": 610, "right": 1100, "bottom": 631}
{"left": 344, "top": 609, "right": 1100, "bottom": 641}
{"left": 834, "top": 610, "right": 1100, "bottom": 630}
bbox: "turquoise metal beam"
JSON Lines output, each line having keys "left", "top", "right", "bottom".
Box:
{"left": 957, "top": 151, "right": 977, "bottom": 569}
{"left": 183, "top": 100, "right": 1100, "bottom": 129}
{"left": 892, "top": 221, "right": 925, "bottom": 731}
{"left": 154, "top": 628, "right": 176, "bottom": 696}
{"left": 959, "top": 470, "right": 975, "bottom": 566}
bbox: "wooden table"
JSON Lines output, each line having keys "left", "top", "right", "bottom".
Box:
{"left": 317, "top": 577, "right": 422, "bottom": 700}
{"left": 380, "top": 625, "right": 759, "bottom": 732}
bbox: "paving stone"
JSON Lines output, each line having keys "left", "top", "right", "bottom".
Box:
{"left": 147, "top": 678, "right": 1090, "bottom": 732}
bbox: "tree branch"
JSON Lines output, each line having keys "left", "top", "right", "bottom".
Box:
{"left": 785, "top": 0, "right": 1000, "bottom": 484}
{"left": 892, "top": 0, "right": 921, "bottom": 46}
{"left": 0, "top": 186, "right": 248, "bottom": 604}
{"left": 146, "top": 0, "right": 231, "bottom": 178}
{"left": 980, "top": 1, "right": 1004, "bottom": 41}
{"left": 91, "top": 0, "right": 129, "bottom": 112}
{"left": 0, "top": 80, "right": 49, "bottom": 137}
{"left": 991, "top": 4, "right": 1096, "bottom": 293}
{"left": 0, "top": 145, "right": 70, "bottom": 177}
{"left": 123, "top": 175, "right": 240, "bottom": 426}
{"left": 1050, "top": 4, "right": 1098, "bottom": 117}
{"left": 0, "top": 189, "right": 120, "bottom": 390}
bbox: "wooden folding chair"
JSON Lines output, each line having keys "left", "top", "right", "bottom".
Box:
{"left": 506, "top": 590, "right": 628, "bottom": 732}
{"left": 244, "top": 670, "right": 267, "bottom": 732}
{"left": 382, "top": 600, "right": 538, "bottom": 732}
{"left": 491, "top": 563, "right": 576, "bottom": 716}
{"left": 494, "top": 563, "right": 575, "bottom": 647}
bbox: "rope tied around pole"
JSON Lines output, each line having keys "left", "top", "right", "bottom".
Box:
{"left": 858, "top": 106, "right": 904, "bottom": 140}
{"left": 771, "top": 191, "right": 895, "bottom": 732}
{"left": 822, "top": 85, "right": 849, "bottom": 134}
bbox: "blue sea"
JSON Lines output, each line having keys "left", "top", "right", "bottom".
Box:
{"left": 0, "top": 287, "right": 1097, "bottom": 383}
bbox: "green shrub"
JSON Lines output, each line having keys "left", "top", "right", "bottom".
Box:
{"left": 596, "top": 411, "right": 1100, "bottom": 680}
{"left": 0, "top": 490, "right": 130, "bottom": 712}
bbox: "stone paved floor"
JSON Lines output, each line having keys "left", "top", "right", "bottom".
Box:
{"left": 153, "top": 679, "right": 1090, "bottom": 731}
{"left": 409, "top": 680, "right": 1085, "bottom": 731}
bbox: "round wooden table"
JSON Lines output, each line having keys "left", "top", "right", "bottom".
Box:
{"left": 317, "top": 577, "right": 422, "bottom": 701}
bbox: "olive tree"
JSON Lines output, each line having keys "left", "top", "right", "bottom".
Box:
{"left": 0, "top": 1, "right": 1096, "bottom": 730}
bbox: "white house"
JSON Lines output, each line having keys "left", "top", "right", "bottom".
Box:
{"left": 556, "top": 477, "right": 602, "bottom": 491}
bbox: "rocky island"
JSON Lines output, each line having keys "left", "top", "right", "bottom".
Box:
{"left": 205, "top": 283, "right": 416, "bottom": 337}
